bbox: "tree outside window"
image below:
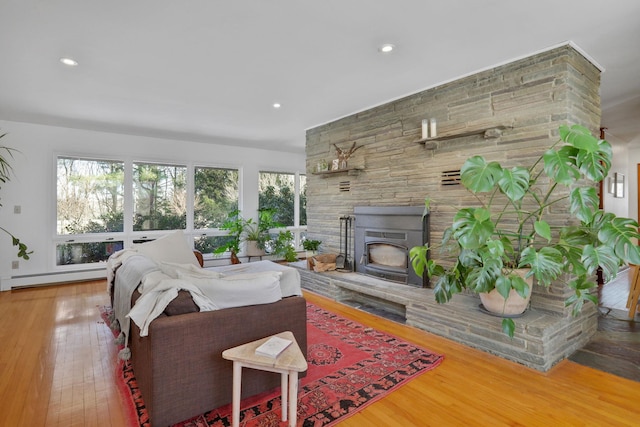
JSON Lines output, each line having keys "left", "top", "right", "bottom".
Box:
{"left": 258, "top": 172, "right": 306, "bottom": 226}
{"left": 56, "top": 157, "right": 124, "bottom": 265}
{"left": 194, "top": 167, "right": 238, "bottom": 229}
{"left": 193, "top": 166, "right": 239, "bottom": 254}
{"left": 55, "top": 158, "right": 305, "bottom": 264}
{"left": 133, "top": 163, "right": 187, "bottom": 231}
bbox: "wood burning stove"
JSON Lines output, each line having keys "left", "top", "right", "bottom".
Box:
{"left": 354, "top": 206, "right": 429, "bottom": 287}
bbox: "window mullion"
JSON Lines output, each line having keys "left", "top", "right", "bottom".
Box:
{"left": 123, "top": 159, "right": 134, "bottom": 246}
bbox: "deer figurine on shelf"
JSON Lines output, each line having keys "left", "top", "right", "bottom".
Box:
{"left": 333, "top": 141, "right": 362, "bottom": 169}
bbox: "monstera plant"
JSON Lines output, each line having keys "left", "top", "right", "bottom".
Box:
{"left": 410, "top": 124, "right": 640, "bottom": 337}
{"left": 0, "top": 131, "right": 31, "bottom": 260}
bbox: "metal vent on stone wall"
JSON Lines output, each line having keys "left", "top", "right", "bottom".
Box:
{"left": 441, "top": 169, "right": 461, "bottom": 186}
{"left": 339, "top": 181, "right": 351, "bottom": 192}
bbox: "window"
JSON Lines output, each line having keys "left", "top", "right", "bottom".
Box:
{"left": 258, "top": 172, "right": 306, "bottom": 226}
{"left": 258, "top": 171, "right": 307, "bottom": 248}
{"left": 56, "top": 157, "right": 125, "bottom": 265}
{"left": 133, "top": 163, "right": 187, "bottom": 231}
{"left": 54, "top": 154, "right": 302, "bottom": 266}
{"left": 194, "top": 167, "right": 238, "bottom": 229}
{"left": 193, "top": 166, "right": 239, "bottom": 255}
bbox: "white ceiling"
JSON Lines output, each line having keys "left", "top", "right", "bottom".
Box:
{"left": 1, "top": 0, "right": 639, "bottom": 154}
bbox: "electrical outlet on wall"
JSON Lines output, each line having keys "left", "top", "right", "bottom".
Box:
{"left": 11, "top": 261, "right": 19, "bottom": 269}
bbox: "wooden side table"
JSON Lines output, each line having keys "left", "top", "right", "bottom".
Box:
{"left": 222, "top": 331, "right": 308, "bottom": 427}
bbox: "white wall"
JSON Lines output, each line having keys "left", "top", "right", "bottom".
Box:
{"left": 603, "top": 136, "right": 630, "bottom": 218}
{"left": 604, "top": 132, "right": 640, "bottom": 252}
{"left": 0, "top": 120, "right": 305, "bottom": 289}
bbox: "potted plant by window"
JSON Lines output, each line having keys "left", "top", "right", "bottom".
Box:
{"left": 215, "top": 209, "right": 283, "bottom": 262}
{"left": 245, "top": 209, "right": 282, "bottom": 257}
{"left": 302, "top": 238, "right": 322, "bottom": 269}
{"left": 302, "top": 238, "right": 321, "bottom": 255}
{"left": 213, "top": 209, "right": 246, "bottom": 263}
{"left": 272, "top": 230, "right": 298, "bottom": 263}
{"left": 1, "top": 131, "right": 31, "bottom": 260}
{"left": 410, "top": 124, "right": 640, "bottom": 337}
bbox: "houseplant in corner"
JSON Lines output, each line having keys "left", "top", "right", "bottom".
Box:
{"left": 410, "top": 124, "right": 640, "bottom": 337}
{"left": 1, "top": 131, "right": 31, "bottom": 260}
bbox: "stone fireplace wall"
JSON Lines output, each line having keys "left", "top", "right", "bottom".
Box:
{"left": 306, "top": 43, "right": 600, "bottom": 243}
{"left": 303, "top": 45, "right": 603, "bottom": 370}
{"left": 305, "top": 44, "right": 601, "bottom": 318}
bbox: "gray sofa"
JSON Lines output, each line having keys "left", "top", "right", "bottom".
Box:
{"left": 110, "top": 250, "right": 307, "bottom": 426}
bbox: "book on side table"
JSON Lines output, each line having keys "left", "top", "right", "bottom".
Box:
{"left": 255, "top": 335, "right": 293, "bottom": 358}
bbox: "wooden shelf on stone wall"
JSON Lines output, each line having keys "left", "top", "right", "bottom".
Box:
{"left": 417, "top": 125, "right": 512, "bottom": 149}
{"left": 312, "top": 167, "right": 364, "bottom": 177}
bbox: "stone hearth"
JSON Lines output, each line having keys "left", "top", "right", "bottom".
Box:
{"left": 293, "top": 263, "right": 597, "bottom": 372}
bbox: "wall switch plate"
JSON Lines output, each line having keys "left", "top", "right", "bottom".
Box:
{"left": 11, "top": 261, "right": 19, "bottom": 269}
{"left": 13, "top": 205, "right": 21, "bottom": 214}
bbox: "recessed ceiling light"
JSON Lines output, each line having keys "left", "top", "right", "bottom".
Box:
{"left": 273, "top": 103, "right": 281, "bottom": 109}
{"left": 59, "top": 57, "right": 78, "bottom": 66}
{"left": 379, "top": 44, "right": 395, "bottom": 53}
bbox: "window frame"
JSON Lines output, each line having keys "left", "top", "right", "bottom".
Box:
{"left": 53, "top": 155, "right": 243, "bottom": 270}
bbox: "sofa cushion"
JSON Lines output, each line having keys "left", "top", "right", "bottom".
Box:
{"left": 163, "top": 290, "right": 200, "bottom": 316}
{"left": 135, "top": 230, "right": 199, "bottom": 266}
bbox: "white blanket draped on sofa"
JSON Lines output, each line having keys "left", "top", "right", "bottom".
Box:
{"left": 127, "top": 264, "right": 285, "bottom": 337}
{"left": 108, "top": 242, "right": 303, "bottom": 359}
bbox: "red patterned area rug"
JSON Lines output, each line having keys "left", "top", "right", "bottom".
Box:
{"left": 101, "top": 303, "right": 444, "bottom": 426}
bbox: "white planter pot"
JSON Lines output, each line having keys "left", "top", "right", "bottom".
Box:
{"left": 246, "top": 240, "right": 265, "bottom": 257}
{"left": 479, "top": 269, "right": 533, "bottom": 316}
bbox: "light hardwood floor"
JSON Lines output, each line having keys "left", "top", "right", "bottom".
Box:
{"left": 0, "top": 280, "right": 638, "bottom": 427}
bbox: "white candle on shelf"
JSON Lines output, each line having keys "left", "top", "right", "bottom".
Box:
{"left": 421, "top": 119, "right": 429, "bottom": 140}
{"left": 430, "top": 118, "right": 437, "bottom": 138}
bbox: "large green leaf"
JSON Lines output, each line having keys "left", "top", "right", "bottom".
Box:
{"left": 575, "top": 142, "right": 611, "bottom": 182}
{"left": 542, "top": 145, "right": 580, "bottom": 185}
{"left": 495, "top": 275, "right": 512, "bottom": 300}
{"left": 559, "top": 124, "right": 599, "bottom": 151}
{"left": 556, "top": 227, "right": 591, "bottom": 276}
{"left": 452, "top": 208, "right": 494, "bottom": 249}
{"left": 509, "top": 274, "right": 530, "bottom": 299}
{"left": 598, "top": 217, "right": 640, "bottom": 264}
{"left": 565, "top": 276, "right": 598, "bottom": 316}
{"left": 502, "top": 318, "right": 515, "bottom": 339}
{"left": 409, "top": 245, "right": 429, "bottom": 278}
{"left": 569, "top": 187, "right": 598, "bottom": 223}
{"left": 485, "top": 238, "right": 505, "bottom": 258}
{"left": 589, "top": 210, "right": 616, "bottom": 231}
{"left": 460, "top": 156, "right": 502, "bottom": 193}
{"left": 581, "top": 244, "right": 619, "bottom": 282}
{"left": 558, "top": 124, "right": 611, "bottom": 182}
{"left": 498, "top": 166, "right": 530, "bottom": 202}
{"left": 458, "top": 248, "right": 482, "bottom": 268}
{"left": 519, "top": 246, "right": 564, "bottom": 286}
{"left": 433, "top": 270, "right": 464, "bottom": 304}
{"left": 534, "top": 220, "right": 551, "bottom": 242}
{"left": 466, "top": 257, "right": 502, "bottom": 293}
